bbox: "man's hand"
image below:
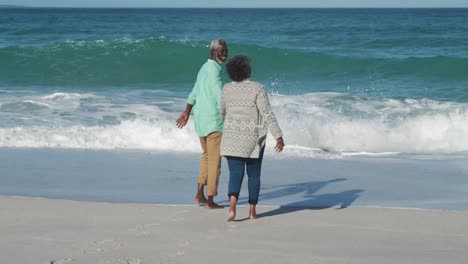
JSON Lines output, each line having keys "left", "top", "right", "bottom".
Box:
{"left": 176, "top": 112, "right": 189, "bottom": 129}
{"left": 177, "top": 104, "right": 193, "bottom": 129}
{"left": 275, "top": 137, "right": 285, "bottom": 153}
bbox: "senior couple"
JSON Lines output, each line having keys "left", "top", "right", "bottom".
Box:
{"left": 176, "top": 39, "right": 284, "bottom": 221}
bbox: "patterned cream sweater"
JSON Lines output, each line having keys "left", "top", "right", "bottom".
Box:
{"left": 220, "top": 80, "right": 283, "bottom": 158}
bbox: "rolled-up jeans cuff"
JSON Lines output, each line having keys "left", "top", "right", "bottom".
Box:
{"left": 248, "top": 198, "right": 258, "bottom": 205}
{"left": 228, "top": 192, "right": 239, "bottom": 199}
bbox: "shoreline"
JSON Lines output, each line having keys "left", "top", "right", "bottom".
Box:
{"left": 4, "top": 194, "right": 468, "bottom": 213}
{"left": 1, "top": 148, "right": 468, "bottom": 211}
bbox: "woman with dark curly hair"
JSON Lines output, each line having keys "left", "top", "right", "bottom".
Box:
{"left": 220, "top": 55, "right": 285, "bottom": 221}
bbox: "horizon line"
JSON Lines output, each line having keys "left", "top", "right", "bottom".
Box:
{"left": 2, "top": 6, "right": 468, "bottom": 9}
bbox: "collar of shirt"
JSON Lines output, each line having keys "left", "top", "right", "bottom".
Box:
{"left": 207, "top": 59, "right": 222, "bottom": 71}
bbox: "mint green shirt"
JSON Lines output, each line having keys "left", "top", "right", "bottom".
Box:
{"left": 187, "top": 59, "right": 224, "bottom": 137}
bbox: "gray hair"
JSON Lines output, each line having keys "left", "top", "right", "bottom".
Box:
{"left": 210, "top": 39, "right": 225, "bottom": 50}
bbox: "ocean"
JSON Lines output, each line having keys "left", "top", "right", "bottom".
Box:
{"left": 1, "top": 8, "right": 468, "bottom": 210}
{"left": 1, "top": 8, "right": 468, "bottom": 157}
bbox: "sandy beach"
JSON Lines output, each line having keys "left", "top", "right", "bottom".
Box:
{"left": 1, "top": 149, "right": 468, "bottom": 263}
{"left": 1, "top": 196, "right": 468, "bottom": 264}
{"left": 2, "top": 5, "right": 468, "bottom": 264}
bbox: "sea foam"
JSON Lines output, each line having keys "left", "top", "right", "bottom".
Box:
{"left": 1, "top": 91, "right": 467, "bottom": 158}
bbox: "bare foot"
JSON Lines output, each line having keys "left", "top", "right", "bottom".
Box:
{"left": 205, "top": 202, "right": 224, "bottom": 209}
{"left": 227, "top": 209, "right": 236, "bottom": 221}
{"left": 194, "top": 195, "right": 209, "bottom": 205}
{"left": 249, "top": 206, "right": 256, "bottom": 220}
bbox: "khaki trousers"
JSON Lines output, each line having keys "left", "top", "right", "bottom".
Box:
{"left": 197, "top": 132, "right": 222, "bottom": 196}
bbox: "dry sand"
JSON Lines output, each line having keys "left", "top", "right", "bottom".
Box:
{"left": 1, "top": 196, "right": 468, "bottom": 264}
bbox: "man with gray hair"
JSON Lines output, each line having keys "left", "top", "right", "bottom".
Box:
{"left": 176, "top": 39, "right": 228, "bottom": 209}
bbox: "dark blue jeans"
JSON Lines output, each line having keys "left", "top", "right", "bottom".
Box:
{"left": 225, "top": 147, "right": 265, "bottom": 205}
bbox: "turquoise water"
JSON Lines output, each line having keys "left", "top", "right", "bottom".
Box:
{"left": 1, "top": 8, "right": 468, "bottom": 156}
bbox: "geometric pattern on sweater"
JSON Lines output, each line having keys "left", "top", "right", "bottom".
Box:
{"left": 220, "top": 80, "right": 283, "bottom": 158}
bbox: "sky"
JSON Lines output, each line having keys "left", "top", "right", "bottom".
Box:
{"left": 2, "top": 0, "right": 468, "bottom": 8}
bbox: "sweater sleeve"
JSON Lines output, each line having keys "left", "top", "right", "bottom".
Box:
{"left": 256, "top": 86, "right": 283, "bottom": 139}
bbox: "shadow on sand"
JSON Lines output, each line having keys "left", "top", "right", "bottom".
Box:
{"left": 256, "top": 189, "right": 364, "bottom": 219}
{"left": 222, "top": 178, "right": 364, "bottom": 220}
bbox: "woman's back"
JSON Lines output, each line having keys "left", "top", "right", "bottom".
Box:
{"left": 222, "top": 80, "right": 262, "bottom": 126}
{"left": 221, "top": 54, "right": 284, "bottom": 221}
{"left": 220, "top": 80, "right": 282, "bottom": 158}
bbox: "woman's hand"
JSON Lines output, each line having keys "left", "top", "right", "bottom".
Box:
{"left": 275, "top": 137, "right": 285, "bottom": 153}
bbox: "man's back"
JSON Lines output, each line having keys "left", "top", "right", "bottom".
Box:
{"left": 175, "top": 39, "right": 228, "bottom": 209}
{"left": 188, "top": 59, "right": 223, "bottom": 137}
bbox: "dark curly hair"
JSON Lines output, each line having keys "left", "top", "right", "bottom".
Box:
{"left": 226, "top": 55, "right": 251, "bottom": 82}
